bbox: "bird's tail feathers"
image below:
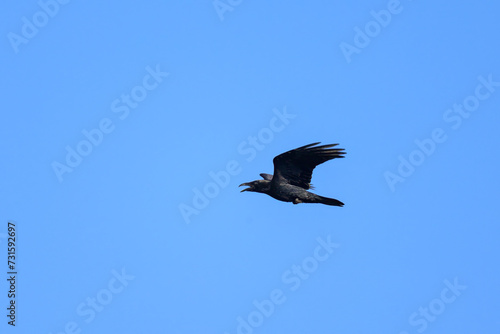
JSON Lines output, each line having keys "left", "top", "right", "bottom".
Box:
{"left": 315, "top": 195, "right": 344, "bottom": 207}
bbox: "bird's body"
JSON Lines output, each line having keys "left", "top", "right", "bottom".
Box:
{"left": 239, "top": 142, "right": 345, "bottom": 206}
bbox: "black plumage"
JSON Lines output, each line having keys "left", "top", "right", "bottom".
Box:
{"left": 239, "top": 142, "right": 345, "bottom": 206}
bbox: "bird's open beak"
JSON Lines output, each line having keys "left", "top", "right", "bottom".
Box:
{"left": 239, "top": 182, "right": 251, "bottom": 192}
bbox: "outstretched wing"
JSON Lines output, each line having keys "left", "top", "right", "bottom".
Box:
{"left": 260, "top": 173, "right": 273, "bottom": 181}
{"left": 272, "top": 142, "right": 345, "bottom": 189}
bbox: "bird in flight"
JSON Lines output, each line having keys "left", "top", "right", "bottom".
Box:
{"left": 239, "top": 142, "right": 345, "bottom": 206}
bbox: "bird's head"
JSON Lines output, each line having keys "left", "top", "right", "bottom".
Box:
{"left": 239, "top": 180, "right": 270, "bottom": 193}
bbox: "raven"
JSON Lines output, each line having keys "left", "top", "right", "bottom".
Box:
{"left": 239, "top": 142, "right": 345, "bottom": 206}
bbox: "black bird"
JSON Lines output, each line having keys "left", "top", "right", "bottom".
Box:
{"left": 239, "top": 142, "right": 345, "bottom": 206}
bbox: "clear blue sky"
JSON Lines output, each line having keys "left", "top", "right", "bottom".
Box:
{"left": 1, "top": 1, "right": 500, "bottom": 333}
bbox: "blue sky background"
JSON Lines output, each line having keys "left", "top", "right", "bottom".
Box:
{"left": 1, "top": 1, "right": 500, "bottom": 333}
